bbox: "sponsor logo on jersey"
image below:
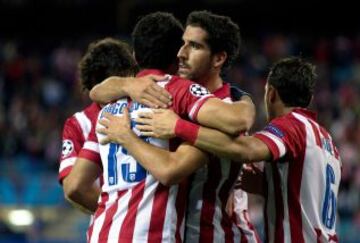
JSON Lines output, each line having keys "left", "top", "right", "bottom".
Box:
{"left": 189, "top": 84, "right": 210, "bottom": 97}
{"left": 62, "top": 139, "right": 74, "bottom": 158}
{"left": 265, "top": 124, "right": 284, "bottom": 138}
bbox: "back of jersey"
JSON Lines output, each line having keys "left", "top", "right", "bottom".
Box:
{"left": 291, "top": 112, "right": 341, "bottom": 242}
{"left": 88, "top": 70, "right": 215, "bottom": 243}
{"left": 89, "top": 98, "right": 184, "bottom": 243}
{"left": 256, "top": 109, "right": 341, "bottom": 243}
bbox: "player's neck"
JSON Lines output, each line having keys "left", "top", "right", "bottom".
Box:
{"left": 199, "top": 74, "right": 223, "bottom": 93}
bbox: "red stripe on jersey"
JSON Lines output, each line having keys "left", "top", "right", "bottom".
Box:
{"left": 199, "top": 155, "right": 222, "bottom": 243}
{"left": 333, "top": 146, "right": 340, "bottom": 160}
{"left": 88, "top": 192, "right": 109, "bottom": 243}
{"left": 98, "top": 191, "right": 126, "bottom": 243}
{"left": 242, "top": 210, "right": 261, "bottom": 243}
{"left": 175, "top": 181, "right": 188, "bottom": 243}
{"left": 287, "top": 119, "right": 306, "bottom": 243}
{"left": 78, "top": 149, "right": 101, "bottom": 166}
{"left": 118, "top": 181, "right": 146, "bottom": 242}
{"left": 58, "top": 166, "right": 72, "bottom": 183}
{"left": 219, "top": 162, "right": 242, "bottom": 243}
{"left": 314, "top": 228, "right": 322, "bottom": 243}
{"left": 148, "top": 184, "right": 170, "bottom": 243}
{"left": 308, "top": 119, "right": 321, "bottom": 147}
{"left": 328, "top": 233, "right": 339, "bottom": 242}
{"left": 272, "top": 163, "right": 285, "bottom": 243}
{"left": 238, "top": 222, "right": 248, "bottom": 243}
{"left": 254, "top": 133, "right": 280, "bottom": 160}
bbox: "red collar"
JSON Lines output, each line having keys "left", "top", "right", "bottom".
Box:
{"left": 136, "top": 69, "right": 166, "bottom": 77}
{"left": 292, "top": 108, "right": 318, "bottom": 121}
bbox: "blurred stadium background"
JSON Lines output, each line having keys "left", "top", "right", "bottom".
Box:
{"left": 0, "top": 0, "right": 359, "bottom": 242}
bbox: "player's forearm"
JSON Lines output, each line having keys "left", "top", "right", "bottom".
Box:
{"left": 195, "top": 127, "right": 271, "bottom": 163}
{"left": 194, "top": 126, "right": 247, "bottom": 160}
{"left": 197, "top": 98, "right": 255, "bottom": 135}
{"left": 64, "top": 184, "right": 100, "bottom": 214}
{"left": 89, "top": 76, "right": 132, "bottom": 103}
{"left": 121, "top": 134, "right": 179, "bottom": 185}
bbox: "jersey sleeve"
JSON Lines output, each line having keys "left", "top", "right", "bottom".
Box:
{"left": 78, "top": 122, "right": 102, "bottom": 167}
{"left": 166, "top": 77, "right": 215, "bottom": 121}
{"left": 58, "top": 117, "right": 84, "bottom": 183}
{"left": 254, "top": 118, "right": 290, "bottom": 161}
{"left": 230, "top": 85, "right": 251, "bottom": 102}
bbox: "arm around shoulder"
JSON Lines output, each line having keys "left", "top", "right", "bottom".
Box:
{"left": 196, "top": 96, "right": 255, "bottom": 135}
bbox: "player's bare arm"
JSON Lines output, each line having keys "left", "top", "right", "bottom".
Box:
{"left": 136, "top": 95, "right": 255, "bottom": 140}
{"left": 97, "top": 110, "right": 208, "bottom": 186}
{"left": 195, "top": 126, "right": 271, "bottom": 162}
{"left": 89, "top": 75, "right": 172, "bottom": 108}
{"left": 63, "top": 158, "right": 101, "bottom": 214}
{"left": 196, "top": 95, "right": 255, "bottom": 135}
{"left": 136, "top": 108, "right": 179, "bottom": 139}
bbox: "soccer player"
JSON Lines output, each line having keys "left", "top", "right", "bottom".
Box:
{"left": 96, "top": 11, "right": 259, "bottom": 243}
{"left": 59, "top": 38, "right": 169, "bottom": 213}
{"left": 81, "top": 12, "right": 255, "bottom": 243}
{"left": 136, "top": 57, "right": 342, "bottom": 243}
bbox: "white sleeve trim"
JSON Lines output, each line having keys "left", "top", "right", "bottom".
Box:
{"left": 83, "top": 141, "right": 99, "bottom": 153}
{"left": 59, "top": 157, "right": 76, "bottom": 172}
{"left": 188, "top": 94, "right": 213, "bottom": 121}
{"left": 257, "top": 131, "right": 286, "bottom": 158}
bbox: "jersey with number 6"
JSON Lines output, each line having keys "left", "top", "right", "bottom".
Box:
{"left": 81, "top": 69, "right": 214, "bottom": 243}
{"left": 253, "top": 108, "right": 341, "bottom": 243}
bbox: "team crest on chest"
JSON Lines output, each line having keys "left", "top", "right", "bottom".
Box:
{"left": 189, "top": 84, "right": 210, "bottom": 97}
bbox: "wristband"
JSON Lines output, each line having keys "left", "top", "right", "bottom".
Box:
{"left": 175, "top": 119, "right": 200, "bottom": 144}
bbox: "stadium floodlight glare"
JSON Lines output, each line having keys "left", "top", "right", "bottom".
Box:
{"left": 8, "top": 209, "right": 34, "bottom": 226}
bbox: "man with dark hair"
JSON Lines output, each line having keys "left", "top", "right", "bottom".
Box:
{"left": 59, "top": 37, "right": 139, "bottom": 213}
{"left": 94, "top": 11, "right": 259, "bottom": 243}
{"left": 83, "top": 11, "right": 255, "bottom": 243}
{"left": 60, "top": 37, "right": 170, "bottom": 214}
{"left": 140, "top": 57, "right": 341, "bottom": 243}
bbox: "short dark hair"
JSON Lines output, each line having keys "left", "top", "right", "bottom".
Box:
{"left": 268, "top": 57, "right": 316, "bottom": 108}
{"left": 79, "top": 37, "right": 138, "bottom": 91}
{"left": 186, "top": 10, "right": 241, "bottom": 70}
{"left": 132, "top": 12, "right": 184, "bottom": 70}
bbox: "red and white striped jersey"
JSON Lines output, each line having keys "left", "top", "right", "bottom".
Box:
{"left": 254, "top": 108, "right": 341, "bottom": 243}
{"left": 185, "top": 83, "right": 260, "bottom": 243}
{"left": 81, "top": 69, "right": 214, "bottom": 243}
{"left": 58, "top": 102, "right": 101, "bottom": 183}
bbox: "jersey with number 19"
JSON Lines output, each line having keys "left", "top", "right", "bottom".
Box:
{"left": 80, "top": 69, "right": 214, "bottom": 243}
{"left": 253, "top": 108, "right": 341, "bottom": 243}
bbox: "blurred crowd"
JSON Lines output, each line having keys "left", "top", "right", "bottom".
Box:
{"left": 0, "top": 33, "right": 359, "bottom": 240}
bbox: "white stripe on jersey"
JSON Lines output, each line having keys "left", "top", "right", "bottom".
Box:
{"left": 132, "top": 176, "right": 157, "bottom": 242}
{"left": 162, "top": 184, "right": 179, "bottom": 242}
{"left": 265, "top": 164, "right": 276, "bottom": 243}
{"left": 212, "top": 160, "right": 232, "bottom": 243}
{"left": 106, "top": 191, "right": 132, "bottom": 242}
{"left": 278, "top": 162, "right": 291, "bottom": 243}
{"left": 83, "top": 141, "right": 100, "bottom": 153}
{"left": 257, "top": 130, "right": 287, "bottom": 157}
{"left": 90, "top": 192, "right": 121, "bottom": 243}
{"left": 59, "top": 157, "right": 76, "bottom": 172}
{"left": 75, "top": 111, "right": 92, "bottom": 139}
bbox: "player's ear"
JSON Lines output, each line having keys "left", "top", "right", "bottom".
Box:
{"left": 212, "top": 51, "right": 227, "bottom": 69}
{"left": 267, "top": 85, "right": 277, "bottom": 104}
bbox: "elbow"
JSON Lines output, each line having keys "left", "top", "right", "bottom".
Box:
{"left": 158, "top": 171, "right": 180, "bottom": 187}
{"left": 89, "top": 85, "right": 102, "bottom": 103}
{"left": 156, "top": 161, "right": 183, "bottom": 186}
{"left": 63, "top": 177, "right": 85, "bottom": 202}
{"left": 229, "top": 111, "right": 256, "bottom": 135}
